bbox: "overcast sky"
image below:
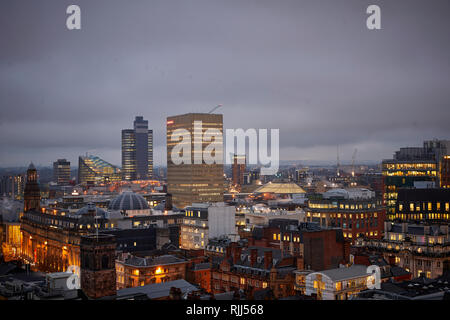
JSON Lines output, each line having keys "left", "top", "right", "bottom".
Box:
{"left": 1, "top": 0, "right": 449, "bottom": 167}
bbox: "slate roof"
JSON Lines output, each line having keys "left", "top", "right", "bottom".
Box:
{"left": 117, "top": 279, "right": 198, "bottom": 299}
{"left": 121, "top": 254, "right": 186, "bottom": 267}
{"left": 314, "top": 265, "right": 368, "bottom": 281}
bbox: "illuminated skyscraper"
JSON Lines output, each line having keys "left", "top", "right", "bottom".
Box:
{"left": 53, "top": 159, "right": 71, "bottom": 185}
{"left": 122, "top": 116, "right": 153, "bottom": 181}
{"left": 166, "top": 113, "right": 224, "bottom": 208}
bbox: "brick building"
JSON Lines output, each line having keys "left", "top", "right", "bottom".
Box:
{"left": 211, "top": 244, "right": 298, "bottom": 299}
{"left": 115, "top": 254, "right": 187, "bottom": 289}
{"left": 186, "top": 262, "right": 212, "bottom": 293}
{"left": 241, "top": 220, "right": 351, "bottom": 271}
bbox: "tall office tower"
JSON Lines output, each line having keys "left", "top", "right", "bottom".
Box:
{"left": 166, "top": 113, "right": 224, "bottom": 208}
{"left": 121, "top": 116, "right": 153, "bottom": 181}
{"left": 24, "top": 163, "right": 40, "bottom": 213}
{"left": 232, "top": 154, "right": 246, "bottom": 189}
{"left": 53, "top": 159, "right": 71, "bottom": 185}
{"left": 382, "top": 140, "right": 450, "bottom": 220}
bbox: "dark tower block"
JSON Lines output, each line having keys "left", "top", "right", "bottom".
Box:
{"left": 24, "top": 163, "right": 40, "bottom": 213}
{"left": 80, "top": 234, "right": 117, "bottom": 299}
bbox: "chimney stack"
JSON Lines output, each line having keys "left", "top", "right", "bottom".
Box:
{"left": 233, "top": 246, "right": 242, "bottom": 264}
{"left": 165, "top": 193, "right": 173, "bottom": 211}
{"left": 296, "top": 255, "right": 304, "bottom": 270}
{"left": 250, "top": 248, "right": 258, "bottom": 267}
{"left": 226, "top": 246, "right": 231, "bottom": 259}
{"left": 264, "top": 250, "right": 273, "bottom": 270}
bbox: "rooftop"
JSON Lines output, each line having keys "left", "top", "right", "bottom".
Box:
{"left": 254, "top": 182, "right": 306, "bottom": 194}
{"left": 117, "top": 279, "right": 198, "bottom": 300}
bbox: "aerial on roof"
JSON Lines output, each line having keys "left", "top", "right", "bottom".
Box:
{"left": 75, "top": 202, "right": 108, "bottom": 217}
{"left": 254, "top": 182, "right": 306, "bottom": 194}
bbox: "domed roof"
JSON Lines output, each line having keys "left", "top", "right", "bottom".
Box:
{"left": 75, "top": 202, "right": 108, "bottom": 218}
{"left": 108, "top": 191, "right": 149, "bottom": 211}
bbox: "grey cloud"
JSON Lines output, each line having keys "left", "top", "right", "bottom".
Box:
{"left": 0, "top": 0, "right": 449, "bottom": 167}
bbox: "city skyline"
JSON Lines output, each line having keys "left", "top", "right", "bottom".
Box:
{"left": 1, "top": 0, "right": 450, "bottom": 168}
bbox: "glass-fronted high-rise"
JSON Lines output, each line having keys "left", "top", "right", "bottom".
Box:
{"left": 121, "top": 116, "right": 153, "bottom": 181}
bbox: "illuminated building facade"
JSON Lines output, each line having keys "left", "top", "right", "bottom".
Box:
{"left": 394, "top": 188, "right": 450, "bottom": 222}
{"left": 302, "top": 265, "right": 373, "bottom": 300}
{"left": 180, "top": 203, "right": 235, "bottom": 250}
{"left": 382, "top": 140, "right": 450, "bottom": 220}
{"left": 78, "top": 155, "right": 121, "bottom": 185}
{"left": 122, "top": 116, "right": 153, "bottom": 181}
{"left": 306, "top": 189, "right": 385, "bottom": 243}
{"left": 166, "top": 113, "right": 224, "bottom": 208}
{"left": 53, "top": 159, "right": 71, "bottom": 185}
{"left": 20, "top": 204, "right": 115, "bottom": 272}
{"left": 115, "top": 254, "right": 187, "bottom": 289}
{"left": 0, "top": 197, "right": 22, "bottom": 262}
{"left": 440, "top": 156, "right": 450, "bottom": 188}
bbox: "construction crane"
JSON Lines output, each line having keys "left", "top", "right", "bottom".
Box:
{"left": 208, "top": 104, "right": 223, "bottom": 114}
{"left": 351, "top": 148, "right": 358, "bottom": 177}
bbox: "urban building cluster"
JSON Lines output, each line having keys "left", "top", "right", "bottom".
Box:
{"left": 0, "top": 114, "right": 449, "bottom": 300}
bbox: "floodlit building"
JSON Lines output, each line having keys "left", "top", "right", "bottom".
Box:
{"left": 78, "top": 155, "right": 121, "bottom": 185}
{"left": 166, "top": 113, "right": 224, "bottom": 208}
